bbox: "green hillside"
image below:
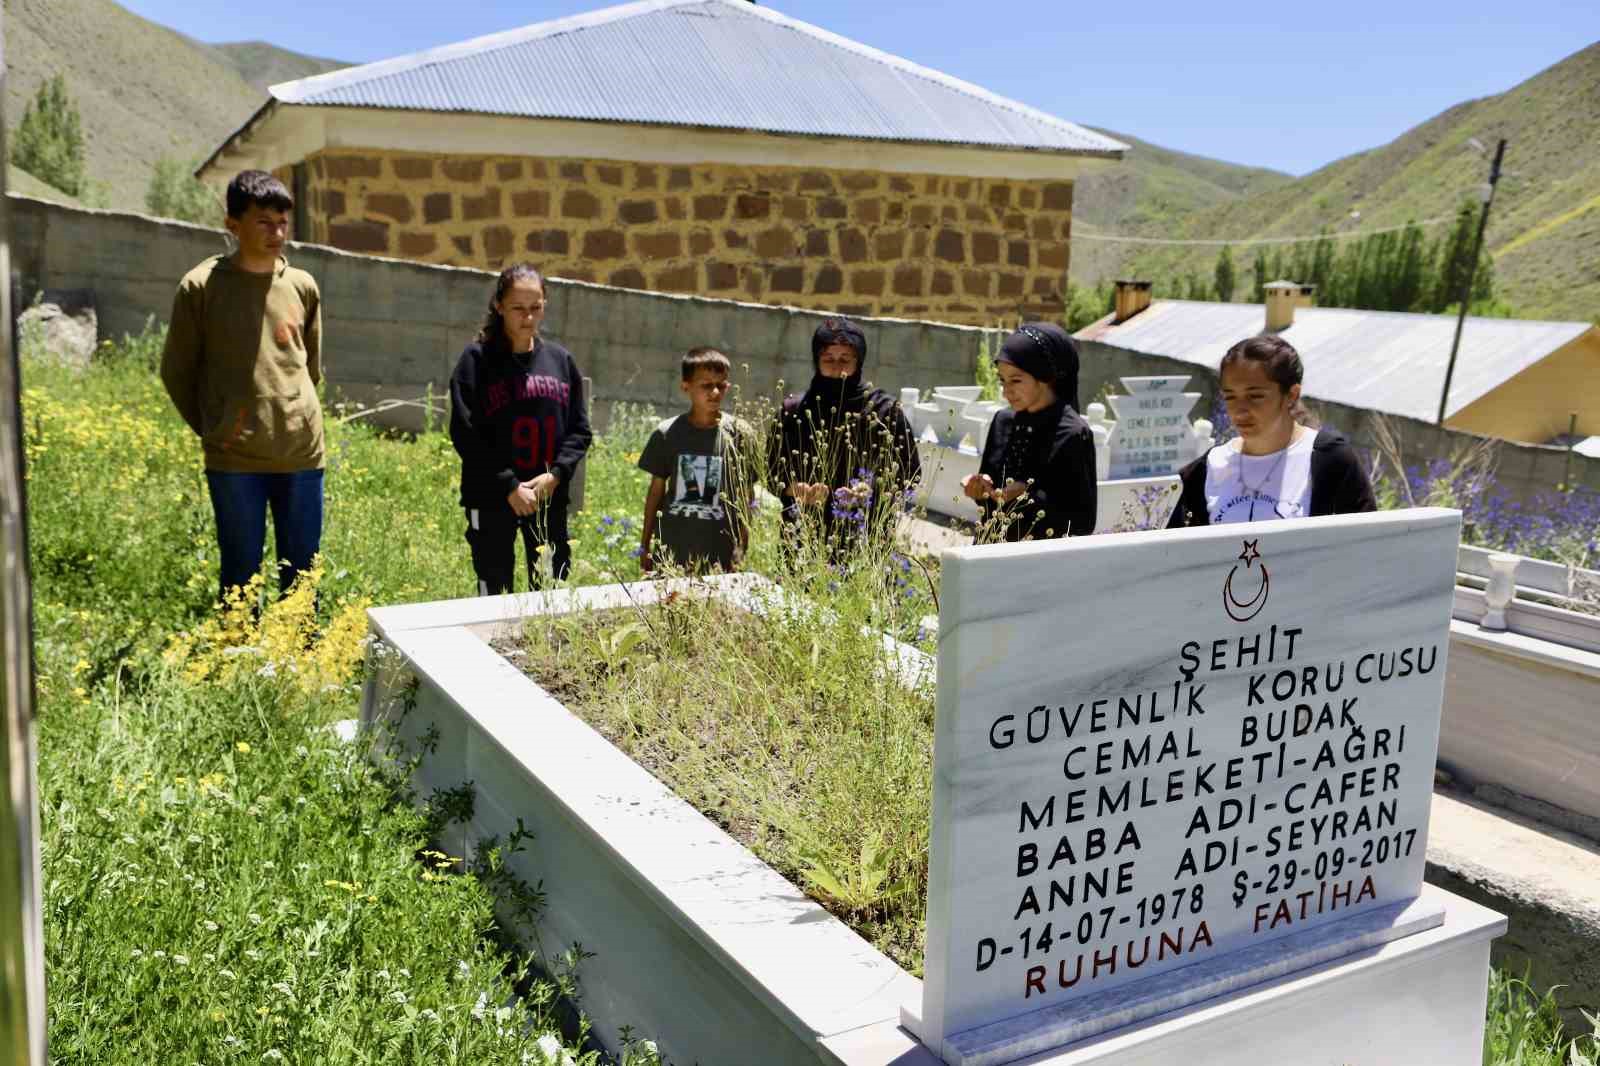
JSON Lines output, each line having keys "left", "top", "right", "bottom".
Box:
{"left": 1070, "top": 128, "right": 1294, "bottom": 282}
{"left": 4, "top": 0, "right": 263, "bottom": 210}
{"left": 201, "top": 40, "right": 347, "bottom": 93}
{"left": 1092, "top": 41, "right": 1600, "bottom": 322}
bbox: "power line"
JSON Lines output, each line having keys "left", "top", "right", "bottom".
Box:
{"left": 1069, "top": 214, "right": 1458, "bottom": 247}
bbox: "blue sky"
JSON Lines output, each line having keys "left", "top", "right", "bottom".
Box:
{"left": 122, "top": 0, "right": 1595, "bottom": 176}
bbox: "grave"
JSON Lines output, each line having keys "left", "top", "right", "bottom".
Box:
{"left": 361, "top": 512, "right": 1516, "bottom": 1065}
{"left": 907, "top": 377, "right": 1210, "bottom": 533}
{"left": 902, "top": 508, "right": 1506, "bottom": 1065}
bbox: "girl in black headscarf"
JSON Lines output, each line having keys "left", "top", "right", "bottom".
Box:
{"left": 766, "top": 317, "right": 921, "bottom": 560}
{"left": 963, "top": 323, "right": 1097, "bottom": 541}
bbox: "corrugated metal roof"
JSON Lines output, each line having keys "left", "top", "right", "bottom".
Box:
{"left": 1076, "top": 300, "right": 1595, "bottom": 423}
{"left": 268, "top": 0, "right": 1125, "bottom": 155}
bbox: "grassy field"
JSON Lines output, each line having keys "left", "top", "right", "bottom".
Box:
{"left": 22, "top": 329, "right": 1600, "bottom": 1063}
{"left": 22, "top": 341, "right": 664, "bottom": 1065}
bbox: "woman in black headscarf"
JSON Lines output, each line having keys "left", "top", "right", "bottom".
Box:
{"left": 766, "top": 317, "right": 921, "bottom": 560}
{"left": 963, "top": 323, "right": 1097, "bottom": 541}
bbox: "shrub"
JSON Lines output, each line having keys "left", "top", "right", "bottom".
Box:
{"left": 146, "top": 158, "right": 221, "bottom": 224}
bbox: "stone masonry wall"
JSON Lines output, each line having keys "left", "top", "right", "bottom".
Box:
{"left": 297, "top": 149, "right": 1075, "bottom": 327}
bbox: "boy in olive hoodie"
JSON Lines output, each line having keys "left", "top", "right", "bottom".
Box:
{"left": 160, "top": 170, "right": 325, "bottom": 601}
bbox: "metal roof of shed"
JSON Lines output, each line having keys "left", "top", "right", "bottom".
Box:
{"left": 265, "top": 0, "right": 1126, "bottom": 155}
{"left": 1076, "top": 300, "right": 1594, "bottom": 422}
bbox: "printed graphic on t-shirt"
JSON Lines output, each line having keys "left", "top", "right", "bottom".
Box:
{"left": 1212, "top": 489, "right": 1307, "bottom": 523}
{"left": 670, "top": 453, "right": 725, "bottom": 521}
{"left": 1204, "top": 432, "right": 1316, "bottom": 525}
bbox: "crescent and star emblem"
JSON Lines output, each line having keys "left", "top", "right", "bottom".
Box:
{"left": 1222, "top": 539, "right": 1270, "bottom": 622}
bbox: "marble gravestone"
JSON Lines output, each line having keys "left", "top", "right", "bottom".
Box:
{"left": 905, "top": 509, "right": 1465, "bottom": 1066}
{"left": 1100, "top": 377, "right": 1204, "bottom": 481}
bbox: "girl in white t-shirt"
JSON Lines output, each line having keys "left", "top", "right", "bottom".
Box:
{"left": 1168, "top": 336, "right": 1376, "bottom": 528}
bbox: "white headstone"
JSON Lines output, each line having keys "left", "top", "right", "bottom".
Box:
{"left": 1105, "top": 376, "right": 1202, "bottom": 480}
{"left": 906, "top": 509, "right": 1461, "bottom": 1064}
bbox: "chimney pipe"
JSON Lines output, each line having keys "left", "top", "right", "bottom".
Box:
{"left": 1264, "top": 280, "right": 1297, "bottom": 332}
{"left": 1294, "top": 284, "right": 1316, "bottom": 309}
{"left": 1113, "top": 279, "right": 1152, "bottom": 323}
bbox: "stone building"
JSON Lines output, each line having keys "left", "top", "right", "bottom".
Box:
{"left": 198, "top": 0, "right": 1123, "bottom": 326}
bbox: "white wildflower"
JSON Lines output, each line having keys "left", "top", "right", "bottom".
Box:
{"left": 203, "top": 920, "right": 219, "bottom": 932}
{"left": 262, "top": 1051, "right": 283, "bottom": 1062}
{"left": 219, "top": 968, "right": 236, "bottom": 980}
{"left": 471, "top": 992, "right": 488, "bottom": 1019}
{"left": 173, "top": 955, "right": 190, "bottom": 966}
{"left": 244, "top": 949, "right": 262, "bottom": 961}
{"left": 130, "top": 949, "right": 144, "bottom": 959}
{"left": 247, "top": 913, "right": 263, "bottom": 926}
{"left": 390, "top": 990, "right": 408, "bottom": 1005}
{"left": 187, "top": 834, "right": 204, "bottom": 845}
{"left": 153, "top": 950, "right": 167, "bottom": 959}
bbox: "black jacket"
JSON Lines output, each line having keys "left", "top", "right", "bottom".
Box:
{"left": 766, "top": 383, "right": 921, "bottom": 533}
{"left": 977, "top": 401, "right": 1098, "bottom": 540}
{"left": 1167, "top": 425, "right": 1377, "bottom": 528}
{"left": 449, "top": 336, "right": 592, "bottom": 508}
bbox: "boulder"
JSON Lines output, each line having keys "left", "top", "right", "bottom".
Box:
{"left": 18, "top": 288, "right": 97, "bottom": 366}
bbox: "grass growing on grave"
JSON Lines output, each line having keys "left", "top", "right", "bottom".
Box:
{"left": 1483, "top": 970, "right": 1600, "bottom": 1066}
{"left": 22, "top": 338, "right": 664, "bottom": 1064}
{"left": 508, "top": 588, "right": 936, "bottom": 974}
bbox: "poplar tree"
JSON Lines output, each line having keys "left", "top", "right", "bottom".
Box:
{"left": 1212, "top": 245, "right": 1237, "bottom": 302}
{"left": 11, "top": 74, "right": 86, "bottom": 196}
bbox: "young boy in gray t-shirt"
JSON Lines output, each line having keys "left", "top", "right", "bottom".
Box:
{"left": 638, "top": 348, "right": 756, "bottom": 573}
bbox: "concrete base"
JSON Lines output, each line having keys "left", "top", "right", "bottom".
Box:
{"left": 833, "top": 884, "right": 1503, "bottom": 1066}
{"left": 1426, "top": 788, "right": 1600, "bottom": 1030}
{"left": 1439, "top": 617, "right": 1600, "bottom": 831}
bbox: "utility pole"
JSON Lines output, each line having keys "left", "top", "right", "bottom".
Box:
{"left": 1436, "top": 138, "right": 1507, "bottom": 426}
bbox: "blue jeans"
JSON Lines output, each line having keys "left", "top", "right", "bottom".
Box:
{"left": 205, "top": 469, "right": 324, "bottom": 598}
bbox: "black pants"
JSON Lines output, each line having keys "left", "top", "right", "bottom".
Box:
{"left": 464, "top": 501, "right": 570, "bottom": 595}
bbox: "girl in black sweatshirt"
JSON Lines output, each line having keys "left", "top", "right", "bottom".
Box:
{"left": 964, "top": 323, "right": 1097, "bottom": 541}
{"left": 1168, "top": 335, "right": 1375, "bottom": 528}
{"left": 449, "top": 263, "right": 592, "bottom": 593}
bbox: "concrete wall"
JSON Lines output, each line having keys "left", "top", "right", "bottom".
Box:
{"left": 287, "top": 148, "right": 1075, "bottom": 326}
{"left": 8, "top": 194, "right": 990, "bottom": 428}
{"left": 1078, "top": 337, "right": 1600, "bottom": 501}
